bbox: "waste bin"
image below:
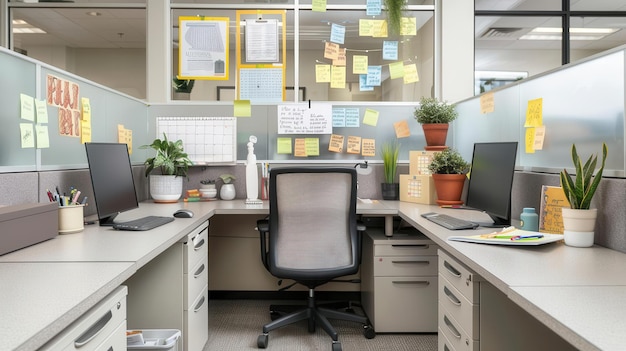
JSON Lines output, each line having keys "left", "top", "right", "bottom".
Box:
{"left": 127, "top": 329, "right": 181, "bottom": 351}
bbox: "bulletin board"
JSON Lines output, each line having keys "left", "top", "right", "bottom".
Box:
{"left": 156, "top": 116, "right": 237, "bottom": 165}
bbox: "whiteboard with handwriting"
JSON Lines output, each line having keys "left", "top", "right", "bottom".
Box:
{"left": 277, "top": 104, "right": 332, "bottom": 134}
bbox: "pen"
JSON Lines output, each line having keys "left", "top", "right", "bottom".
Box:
{"left": 72, "top": 190, "right": 81, "bottom": 204}
{"left": 81, "top": 196, "right": 88, "bottom": 205}
{"left": 511, "top": 234, "right": 544, "bottom": 241}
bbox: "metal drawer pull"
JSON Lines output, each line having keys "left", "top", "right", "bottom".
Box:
{"left": 194, "top": 263, "right": 206, "bottom": 278}
{"left": 392, "top": 280, "right": 430, "bottom": 286}
{"left": 391, "top": 244, "right": 429, "bottom": 249}
{"left": 443, "top": 315, "right": 461, "bottom": 339}
{"left": 194, "top": 238, "right": 205, "bottom": 251}
{"left": 108, "top": 347, "right": 114, "bottom": 351}
{"left": 391, "top": 260, "right": 429, "bottom": 264}
{"left": 194, "top": 295, "right": 206, "bottom": 312}
{"left": 74, "top": 310, "right": 112, "bottom": 348}
{"left": 444, "top": 345, "right": 450, "bottom": 351}
{"left": 443, "top": 260, "right": 462, "bottom": 277}
{"left": 444, "top": 286, "right": 461, "bottom": 306}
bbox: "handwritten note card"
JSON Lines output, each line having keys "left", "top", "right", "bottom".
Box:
{"left": 353, "top": 55, "right": 368, "bottom": 74}
{"left": 330, "top": 23, "right": 346, "bottom": 44}
{"left": 403, "top": 64, "right": 419, "bottom": 84}
{"left": 382, "top": 41, "right": 398, "bottom": 60}
{"left": 347, "top": 136, "right": 362, "bottom": 154}
{"left": 366, "top": 66, "right": 382, "bottom": 86}
{"left": 329, "top": 134, "right": 344, "bottom": 153}
{"left": 362, "top": 138, "right": 376, "bottom": 157}
{"left": 366, "top": 0, "right": 382, "bottom": 16}
{"left": 278, "top": 104, "right": 332, "bottom": 134}
{"left": 316, "top": 64, "right": 331, "bottom": 83}
{"left": 525, "top": 98, "right": 543, "bottom": 127}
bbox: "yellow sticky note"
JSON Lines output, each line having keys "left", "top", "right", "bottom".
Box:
{"left": 305, "top": 138, "right": 320, "bottom": 156}
{"left": 534, "top": 125, "right": 546, "bottom": 150}
{"left": 480, "top": 92, "right": 495, "bottom": 114}
{"left": 294, "top": 138, "right": 307, "bottom": 157}
{"left": 328, "top": 134, "right": 345, "bottom": 153}
{"left": 362, "top": 138, "right": 376, "bottom": 157}
{"left": 81, "top": 119, "right": 92, "bottom": 144}
{"left": 20, "top": 123, "right": 35, "bottom": 148}
{"left": 347, "top": 136, "right": 362, "bottom": 154}
{"left": 316, "top": 64, "right": 331, "bottom": 83}
{"left": 312, "top": 0, "right": 326, "bottom": 12}
{"left": 277, "top": 138, "right": 292, "bottom": 154}
{"left": 372, "top": 20, "right": 388, "bottom": 38}
{"left": 389, "top": 62, "right": 405, "bottom": 79}
{"left": 359, "top": 19, "right": 374, "bottom": 36}
{"left": 403, "top": 64, "right": 419, "bottom": 84}
{"left": 363, "top": 108, "right": 379, "bottom": 126}
{"left": 525, "top": 127, "right": 536, "bottom": 154}
{"left": 35, "top": 99, "right": 48, "bottom": 124}
{"left": 20, "top": 94, "right": 35, "bottom": 121}
{"left": 234, "top": 99, "right": 251, "bottom": 117}
{"left": 81, "top": 97, "right": 91, "bottom": 122}
{"left": 400, "top": 17, "right": 417, "bottom": 36}
{"left": 330, "top": 65, "right": 346, "bottom": 89}
{"left": 394, "top": 119, "right": 411, "bottom": 138}
{"left": 525, "top": 98, "right": 543, "bottom": 127}
{"left": 35, "top": 125, "right": 50, "bottom": 148}
{"left": 324, "top": 42, "right": 340, "bottom": 60}
{"left": 333, "top": 48, "right": 346, "bottom": 66}
{"left": 353, "top": 55, "right": 368, "bottom": 75}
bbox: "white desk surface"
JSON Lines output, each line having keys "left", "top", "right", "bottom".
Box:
{"left": 1, "top": 199, "right": 625, "bottom": 351}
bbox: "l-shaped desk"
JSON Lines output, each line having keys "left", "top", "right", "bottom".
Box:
{"left": 1, "top": 200, "right": 624, "bottom": 351}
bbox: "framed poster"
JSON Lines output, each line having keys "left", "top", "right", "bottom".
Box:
{"left": 178, "top": 16, "right": 229, "bottom": 80}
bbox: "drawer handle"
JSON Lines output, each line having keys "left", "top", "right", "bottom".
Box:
{"left": 194, "top": 238, "right": 205, "bottom": 251}
{"left": 444, "top": 345, "right": 450, "bottom": 351}
{"left": 391, "top": 244, "right": 429, "bottom": 249}
{"left": 74, "top": 310, "right": 112, "bottom": 348}
{"left": 194, "top": 263, "right": 206, "bottom": 278}
{"left": 443, "top": 315, "right": 461, "bottom": 339}
{"left": 443, "top": 260, "right": 461, "bottom": 278}
{"left": 108, "top": 347, "right": 114, "bottom": 351}
{"left": 444, "top": 286, "right": 461, "bottom": 306}
{"left": 391, "top": 260, "right": 429, "bottom": 265}
{"left": 392, "top": 280, "right": 430, "bottom": 286}
{"left": 194, "top": 295, "right": 206, "bottom": 312}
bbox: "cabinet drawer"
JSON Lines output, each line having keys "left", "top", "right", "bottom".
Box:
{"left": 184, "top": 287, "right": 209, "bottom": 351}
{"left": 184, "top": 254, "right": 208, "bottom": 307}
{"left": 374, "top": 255, "right": 438, "bottom": 276}
{"left": 94, "top": 320, "right": 126, "bottom": 351}
{"left": 438, "top": 327, "right": 457, "bottom": 351}
{"left": 438, "top": 250, "right": 480, "bottom": 303}
{"left": 42, "top": 286, "right": 127, "bottom": 351}
{"left": 439, "top": 274, "right": 479, "bottom": 339}
{"left": 371, "top": 276, "right": 437, "bottom": 332}
{"left": 184, "top": 222, "right": 209, "bottom": 273}
{"left": 374, "top": 242, "right": 438, "bottom": 256}
{"left": 438, "top": 304, "right": 479, "bottom": 351}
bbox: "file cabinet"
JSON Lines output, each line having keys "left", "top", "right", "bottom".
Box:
{"left": 183, "top": 222, "right": 209, "bottom": 351}
{"left": 361, "top": 230, "right": 438, "bottom": 333}
{"left": 438, "top": 249, "right": 481, "bottom": 351}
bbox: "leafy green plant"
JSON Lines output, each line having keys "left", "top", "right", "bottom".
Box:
{"left": 219, "top": 174, "right": 236, "bottom": 184}
{"left": 559, "top": 143, "right": 608, "bottom": 209}
{"left": 384, "top": 0, "right": 407, "bottom": 35}
{"left": 140, "top": 133, "right": 192, "bottom": 177}
{"left": 428, "top": 148, "right": 469, "bottom": 174}
{"left": 172, "top": 77, "right": 195, "bottom": 93}
{"left": 381, "top": 141, "right": 400, "bottom": 184}
{"left": 414, "top": 97, "right": 459, "bottom": 124}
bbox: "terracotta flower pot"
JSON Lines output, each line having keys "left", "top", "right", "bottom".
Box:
{"left": 421, "top": 123, "right": 449, "bottom": 150}
{"left": 431, "top": 173, "right": 466, "bottom": 206}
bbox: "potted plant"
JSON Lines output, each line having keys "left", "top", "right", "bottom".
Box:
{"left": 219, "top": 174, "right": 237, "bottom": 200}
{"left": 414, "top": 97, "right": 459, "bottom": 150}
{"left": 381, "top": 141, "right": 400, "bottom": 200}
{"left": 172, "top": 77, "right": 195, "bottom": 100}
{"left": 141, "top": 133, "right": 192, "bottom": 203}
{"left": 559, "top": 143, "right": 608, "bottom": 247}
{"left": 428, "top": 147, "right": 469, "bottom": 206}
{"left": 200, "top": 179, "right": 217, "bottom": 199}
{"left": 384, "top": 0, "right": 407, "bottom": 35}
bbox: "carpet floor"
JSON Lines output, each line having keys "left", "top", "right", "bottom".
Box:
{"left": 204, "top": 299, "right": 438, "bottom": 351}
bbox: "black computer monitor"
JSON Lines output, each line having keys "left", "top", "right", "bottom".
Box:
{"left": 465, "top": 142, "right": 518, "bottom": 227}
{"left": 85, "top": 142, "right": 139, "bottom": 226}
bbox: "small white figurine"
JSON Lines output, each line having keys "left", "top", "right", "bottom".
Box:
{"left": 245, "top": 135, "right": 259, "bottom": 202}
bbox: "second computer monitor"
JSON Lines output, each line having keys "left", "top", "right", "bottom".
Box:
{"left": 465, "top": 142, "right": 518, "bottom": 227}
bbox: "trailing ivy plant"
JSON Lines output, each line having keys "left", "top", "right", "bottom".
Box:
{"left": 384, "top": 0, "right": 407, "bottom": 35}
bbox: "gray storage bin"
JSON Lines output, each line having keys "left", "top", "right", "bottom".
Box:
{"left": 127, "top": 329, "right": 181, "bottom": 351}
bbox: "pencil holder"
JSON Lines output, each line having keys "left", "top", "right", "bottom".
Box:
{"left": 58, "top": 204, "right": 85, "bottom": 234}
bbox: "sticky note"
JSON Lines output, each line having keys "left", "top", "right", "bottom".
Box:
{"left": 330, "top": 65, "right": 346, "bottom": 89}
{"left": 333, "top": 108, "right": 346, "bottom": 127}
{"left": 366, "top": 66, "right": 382, "bottom": 86}
{"left": 360, "top": 75, "right": 374, "bottom": 92}
{"left": 35, "top": 125, "right": 50, "bottom": 148}
{"left": 403, "top": 64, "right": 419, "bottom": 84}
{"left": 333, "top": 48, "right": 346, "bottom": 66}
{"left": 324, "top": 42, "right": 340, "bottom": 60}
{"left": 389, "top": 61, "right": 405, "bottom": 79}
{"left": 312, "top": 0, "right": 326, "bottom": 12}
{"left": 330, "top": 23, "right": 346, "bottom": 44}
{"left": 353, "top": 55, "right": 368, "bottom": 74}
{"left": 277, "top": 138, "right": 292, "bottom": 154}
{"left": 400, "top": 17, "right": 417, "bottom": 36}
{"left": 394, "top": 119, "right": 411, "bottom": 138}
{"left": 35, "top": 99, "right": 48, "bottom": 124}
{"left": 480, "top": 92, "right": 495, "bottom": 114}
{"left": 359, "top": 19, "right": 374, "bottom": 36}
{"left": 382, "top": 41, "right": 398, "bottom": 60}
{"left": 328, "top": 134, "right": 345, "bottom": 153}
{"left": 20, "top": 94, "right": 35, "bottom": 121}
{"left": 81, "top": 118, "right": 92, "bottom": 144}
{"left": 366, "top": 0, "right": 382, "bottom": 16}
{"left": 362, "top": 138, "right": 376, "bottom": 157}
{"left": 20, "top": 123, "right": 35, "bottom": 148}
{"left": 363, "top": 108, "right": 379, "bottom": 126}
{"left": 372, "top": 20, "right": 388, "bottom": 38}
{"left": 525, "top": 127, "right": 536, "bottom": 154}
{"left": 347, "top": 136, "right": 362, "bottom": 154}
{"left": 234, "top": 99, "right": 251, "bottom": 117}
{"left": 305, "top": 138, "right": 320, "bottom": 156}
{"left": 345, "top": 108, "right": 360, "bottom": 127}
{"left": 81, "top": 97, "right": 91, "bottom": 122}
{"left": 525, "top": 98, "right": 543, "bottom": 127}
{"left": 316, "top": 64, "right": 331, "bottom": 83}
{"left": 294, "top": 138, "right": 307, "bottom": 157}
{"left": 534, "top": 125, "right": 546, "bottom": 150}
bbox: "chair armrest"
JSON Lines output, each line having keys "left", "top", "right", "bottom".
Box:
{"left": 257, "top": 219, "right": 269, "bottom": 233}
{"left": 257, "top": 219, "right": 270, "bottom": 270}
{"left": 357, "top": 220, "right": 366, "bottom": 232}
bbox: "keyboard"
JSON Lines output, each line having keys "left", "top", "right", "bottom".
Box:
{"left": 421, "top": 212, "right": 479, "bottom": 230}
{"left": 113, "top": 216, "right": 174, "bottom": 231}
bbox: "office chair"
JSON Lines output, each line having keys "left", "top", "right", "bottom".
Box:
{"left": 256, "top": 167, "right": 375, "bottom": 351}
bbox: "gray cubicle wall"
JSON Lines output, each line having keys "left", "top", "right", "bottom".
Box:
{"left": 454, "top": 46, "right": 625, "bottom": 178}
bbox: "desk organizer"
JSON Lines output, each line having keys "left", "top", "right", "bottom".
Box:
{"left": 0, "top": 202, "right": 58, "bottom": 255}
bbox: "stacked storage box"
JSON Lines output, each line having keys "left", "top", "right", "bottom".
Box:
{"left": 399, "top": 150, "right": 437, "bottom": 204}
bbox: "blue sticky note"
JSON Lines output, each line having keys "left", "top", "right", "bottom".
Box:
{"left": 366, "top": 66, "right": 382, "bottom": 86}
{"left": 383, "top": 41, "right": 398, "bottom": 60}
{"left": 345, "top": 108, "right": 361, "bottom": 127}
{"left": 360, "top": 74, "right": 375, "bottom": 91}
{"left": 366, "top": 0, "right": 382, "bottom": 16}
{"left": 332, "top": 108, "right": 346, "bottom": 127}
{"left": 330, "top": 23, "right": 346, "bottom": 44}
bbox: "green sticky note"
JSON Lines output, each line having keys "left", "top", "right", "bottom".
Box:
{"left": 234, "top": 100, "right": 251, "bottom": 117}
{"left": 363, "top": 108, "right": 379, "bottom": 126}
{"left": 389, "top": 61, "right": 405, "bottom": 80}
{"left": 277, "top": 138, "right": 292, "bottom": 154}
{"left": 305, "top": 138, "right": 320, "bottom": 156}
{"left": 312, "top": 0, "right": 327, "bottom": 12}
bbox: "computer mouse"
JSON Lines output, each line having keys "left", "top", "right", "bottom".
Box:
{"left": 173, "top": 209, "right": 194, "bottom": 218}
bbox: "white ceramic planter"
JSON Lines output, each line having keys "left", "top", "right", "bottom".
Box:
{"left": 220, "top": 183, "right": 236, "bottom": 200}
{"left": 561, "top": 208, "right": 597, "bottom": 247}
{"left": 149, "top": 175, "right": 183, "bottom": 203}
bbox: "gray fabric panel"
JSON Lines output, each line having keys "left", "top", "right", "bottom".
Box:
{"left": 274, "top": 172, "right": 353, "bottom": 270}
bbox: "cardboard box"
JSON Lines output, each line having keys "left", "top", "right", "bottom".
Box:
{"left": 400, "top": 174, "right": 437, "bottom": 205}
{"left": 0, "top": 202, "right": 58, "bottom": 255}
{"left": 409, "top": 150, "right": 437, "bottom": 175}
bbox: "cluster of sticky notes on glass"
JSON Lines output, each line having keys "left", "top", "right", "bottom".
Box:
{"left": 524, "top": 97, "right": 545, "bottom": 153}
{"left": 19, "top": 93, "right": 50, "bottom": 149}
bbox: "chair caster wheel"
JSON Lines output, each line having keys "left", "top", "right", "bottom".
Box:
{"left": 363, "top": 325, "right": 376, "bottom": 339}
{"left": 332, "top": 341, "right": 342, "bottom": 351}
{"left": 257, "top": 334, "right": 268, "bottom": 348}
